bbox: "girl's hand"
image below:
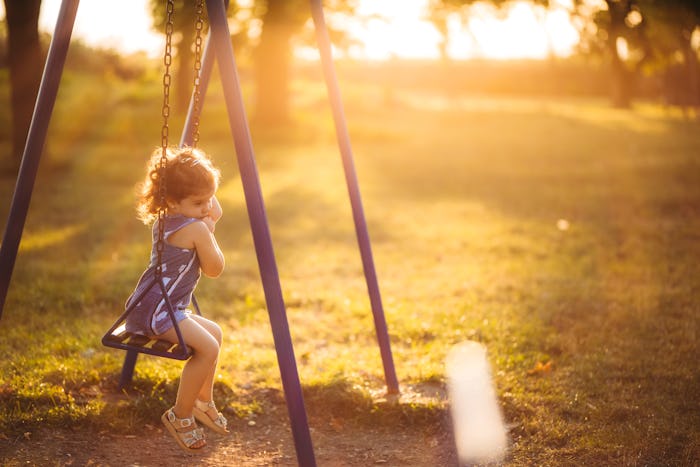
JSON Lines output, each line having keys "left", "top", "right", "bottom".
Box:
{"left": 202, "top": 215, "right": 217, "bottom": 233}
{"left": 209, "top": 196, "right": 223, "bottom": 223}
{"left": 201, "top": 196, "right": 222, "bottom": 233}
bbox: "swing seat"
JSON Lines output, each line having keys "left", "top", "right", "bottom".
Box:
{"left": 102, "top": 278, "right": 201, "bottom": 361}
{"left": 102, "top": 323, "right": 193, "bottom": 360}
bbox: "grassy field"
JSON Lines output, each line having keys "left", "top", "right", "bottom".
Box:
{"left": 0, "top": 68, "right": 699, "bottom": 465}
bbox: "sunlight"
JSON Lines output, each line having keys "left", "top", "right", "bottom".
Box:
{"left": 37, "top": 0, "right": 162, "bottom": 57}
{"left": 450, "top": 1, "right": 579, "bottom": 59}
{"left": 616, "top": 37, "right": 630, "bottom": 60}
{"left": 326, "top": 0, "right": 579, "bottom": 60}
{"left": 466, "top": 3, "right": 549, "bottom": 59}
{"left": 344, "top": 0, "right": 442, "bottom": 60}
{"left": 12, "top": 0, "right": 580, "bottom": 61}
{"left": 18, "top": 224, "right": 86, "bottom": 252}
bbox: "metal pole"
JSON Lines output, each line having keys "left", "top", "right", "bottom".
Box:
{"left": 309, "top": 0, "right": 400, "bottom": 394}
{"left": 205, "top": 1, "right": 316, "bottom": 465}
{"left": 0, "top": 0, "right": 80, "bottom": 319}
{"left": 180, "top": 29, "right": 216, "bottom": 148}
{"left": 118, "top": 350, "right": 139, "bottom": 391}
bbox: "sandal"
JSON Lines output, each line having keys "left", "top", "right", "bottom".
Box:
{"left": 161, "top": 408, "right": 206, "bottom": 453}
{"left": 193, "top": 399, "right": 229, "bottom": 435}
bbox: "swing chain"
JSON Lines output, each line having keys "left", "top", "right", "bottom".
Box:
{"left": 192, "top": 0, "right": 204, "bottom": 147}
{"left": 156, "top": 0, "right": 175, "bottom": 278}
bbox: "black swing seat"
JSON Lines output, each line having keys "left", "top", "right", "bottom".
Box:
{"left": 102, "top": 323, "right": 193, "bottom": 360}
{"left": 102, "top": 278, "right": 201, "bottom": 360}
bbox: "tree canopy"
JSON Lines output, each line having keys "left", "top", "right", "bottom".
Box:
{"left": 148, "top": 0, "right": 356, "bottom": 124}
{"left": 429, "top": 0, "right": 700, "bottom": 107}
{"left": 3, "top": 0, "right": 698, "bottom": 164}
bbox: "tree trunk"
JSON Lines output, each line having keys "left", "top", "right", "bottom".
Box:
{"left": 605, "top": 0, "right": 632, "bottom": 108}
{"left": 680, "top": 27, "right": 700, "bottom": 108}
{"left": 175, "top": 20, "right": 195, "bottom": 119}
{"left": 4, "top": 0, "right": 43, "bottom": 166}
{"left": 254, "top": 0, "right": 294, "bottom": 125}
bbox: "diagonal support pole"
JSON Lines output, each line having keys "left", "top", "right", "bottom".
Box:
{"left": 205, "top": 0, "right": 316, "bottom": 465}
{"left": 180, "top": 27, "right": 217, "bottom": 148}
{"left": 309, "top": 0, "right": 400, "bottom": 395}
{"left": 0, "top": 0, "right": 80, "bottom": 319}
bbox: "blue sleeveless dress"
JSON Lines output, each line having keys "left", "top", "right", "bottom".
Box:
{"left": 125, "top": 215, "right": 202, "bottom": 336}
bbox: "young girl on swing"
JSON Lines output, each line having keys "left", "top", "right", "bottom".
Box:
{"left": 125, "top": 146, "right": 228, "bottom": 452}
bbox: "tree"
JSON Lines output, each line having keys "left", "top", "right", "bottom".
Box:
{"left": 596, "top": 0, "right": 647, "bottom": 108}
{"left": 428, "top": 0, "right": 700, "bottom": 108}
{"left": 252, "top": 0, "right": 309, "bottom": 124}
{"left": 637, "top": 0, "right": 700, "bottom": 108}
{"left": 234, "top": 0, "right": 355, "bottom": 124}
{"left": 149, "top": 0, "right": 300, "bottom": 124}
{"left": 581, "top": 0, "right": 700, "bottom": 108}
{"left": 3, "top": 0, "right": 43, "bottom": 168}
{"left": 149, "top": 0, "right": 355, "bottom": 125}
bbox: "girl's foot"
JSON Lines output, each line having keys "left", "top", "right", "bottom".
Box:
{"left": 193, "top": 399, "right": 229, "bottom": 435}
{"left": 161, "top": 408, "right": 206, "bottom": 452}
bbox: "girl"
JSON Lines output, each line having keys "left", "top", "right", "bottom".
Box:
{"left": 125, "top": 146, "right": 228, "bottom": 452}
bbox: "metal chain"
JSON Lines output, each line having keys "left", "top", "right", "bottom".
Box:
{"left": 156, "top": 0, "right": 175, "bottom": 278}
{"left": 192, "top": 0, "right": 204, "bottom": 147}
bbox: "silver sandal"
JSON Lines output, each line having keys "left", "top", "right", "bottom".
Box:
{"left": 161, "top": 408, "right": 206, "bottom": 452}
{"left": 193, "top": 399, "right": 229, "bottom": 435}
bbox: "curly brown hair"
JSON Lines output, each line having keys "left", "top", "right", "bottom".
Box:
{"left": 136, "top": 146, "right": 221, "bottom": 224}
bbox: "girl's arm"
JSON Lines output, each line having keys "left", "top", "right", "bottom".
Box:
{"left": 190, "top": 221, "right": 225, "bottom": 277}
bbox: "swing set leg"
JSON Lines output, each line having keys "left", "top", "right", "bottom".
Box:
{"left": 310, "top": 0, "right": 400, "bottom": 395}
{"left": 206, "top": 1, "right": 316, "bottom": 465}
{"left": 0, "top": 0, "right": 80, "bottom": 319}
{"left": 118, "top": 350, "right": 138, "bottom": 391}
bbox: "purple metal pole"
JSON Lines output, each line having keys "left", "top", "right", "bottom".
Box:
{"left": 205, "top": 1, "right": 316, "bottom": 465}
{"left": 180, "top": 29, "right": 216, "bottom": 148}
{"left": 0, "top": 0, "right": 80, "bottom": 319}
{"left": 309, "top": 0, "right": 400, "bottom": 395}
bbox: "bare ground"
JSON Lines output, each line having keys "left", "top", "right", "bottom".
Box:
{"left": 1, "top": 385, "right": 458, "bottom": 466}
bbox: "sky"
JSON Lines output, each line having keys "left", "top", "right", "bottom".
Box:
{"left": 0, "top": 0, "right": 581, "bottom": 61}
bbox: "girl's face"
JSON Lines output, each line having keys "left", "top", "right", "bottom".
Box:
{"left": 169, "top": 189, "right": 215, "bottom": 219}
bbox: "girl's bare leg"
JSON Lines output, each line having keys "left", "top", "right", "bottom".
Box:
{"left": 188, "top": 314, "right": 223, "bottom": 403}
{"left": 159, "top": 317, "right": 220, "bottom": 419}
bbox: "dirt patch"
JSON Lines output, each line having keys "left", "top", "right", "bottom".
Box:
{"left": 1, "top": 386, "right": 459, "bottom": 466}
{"left": 1, "top": 417, "right": 457, "bottom": 466}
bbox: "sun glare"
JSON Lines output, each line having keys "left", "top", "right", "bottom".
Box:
{"left": 37, "top": 0, "right": 163, "bottom": 58}
{"left": 10, "top": 0, "right": 580, "bottom": 61}
{"left": 344, "top": 0, "right": 442, "bottom": 60}
{"left": 329, "top": 0, "right": 579, "bottom": 60}
{"left": 447, "top": 1, "right": 579, "bottom": 60}
{"left": 472, "top": 3, "right": 551, "bottom": 59}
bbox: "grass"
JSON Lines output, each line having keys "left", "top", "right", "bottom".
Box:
{"left": 0, "top": 67, "right": 699, "bottom": 465}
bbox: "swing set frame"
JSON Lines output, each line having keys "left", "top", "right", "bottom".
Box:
{"left": 0, "top": 1, "right": 398, "bottom": 465}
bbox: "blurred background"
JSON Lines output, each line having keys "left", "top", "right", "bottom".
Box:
{"left": 1, "top": 0, "right": 699, "bottom": 168}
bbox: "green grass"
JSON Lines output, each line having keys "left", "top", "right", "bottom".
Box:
{"left": 0, "top": 68, "right": 699, "bottom": 465}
